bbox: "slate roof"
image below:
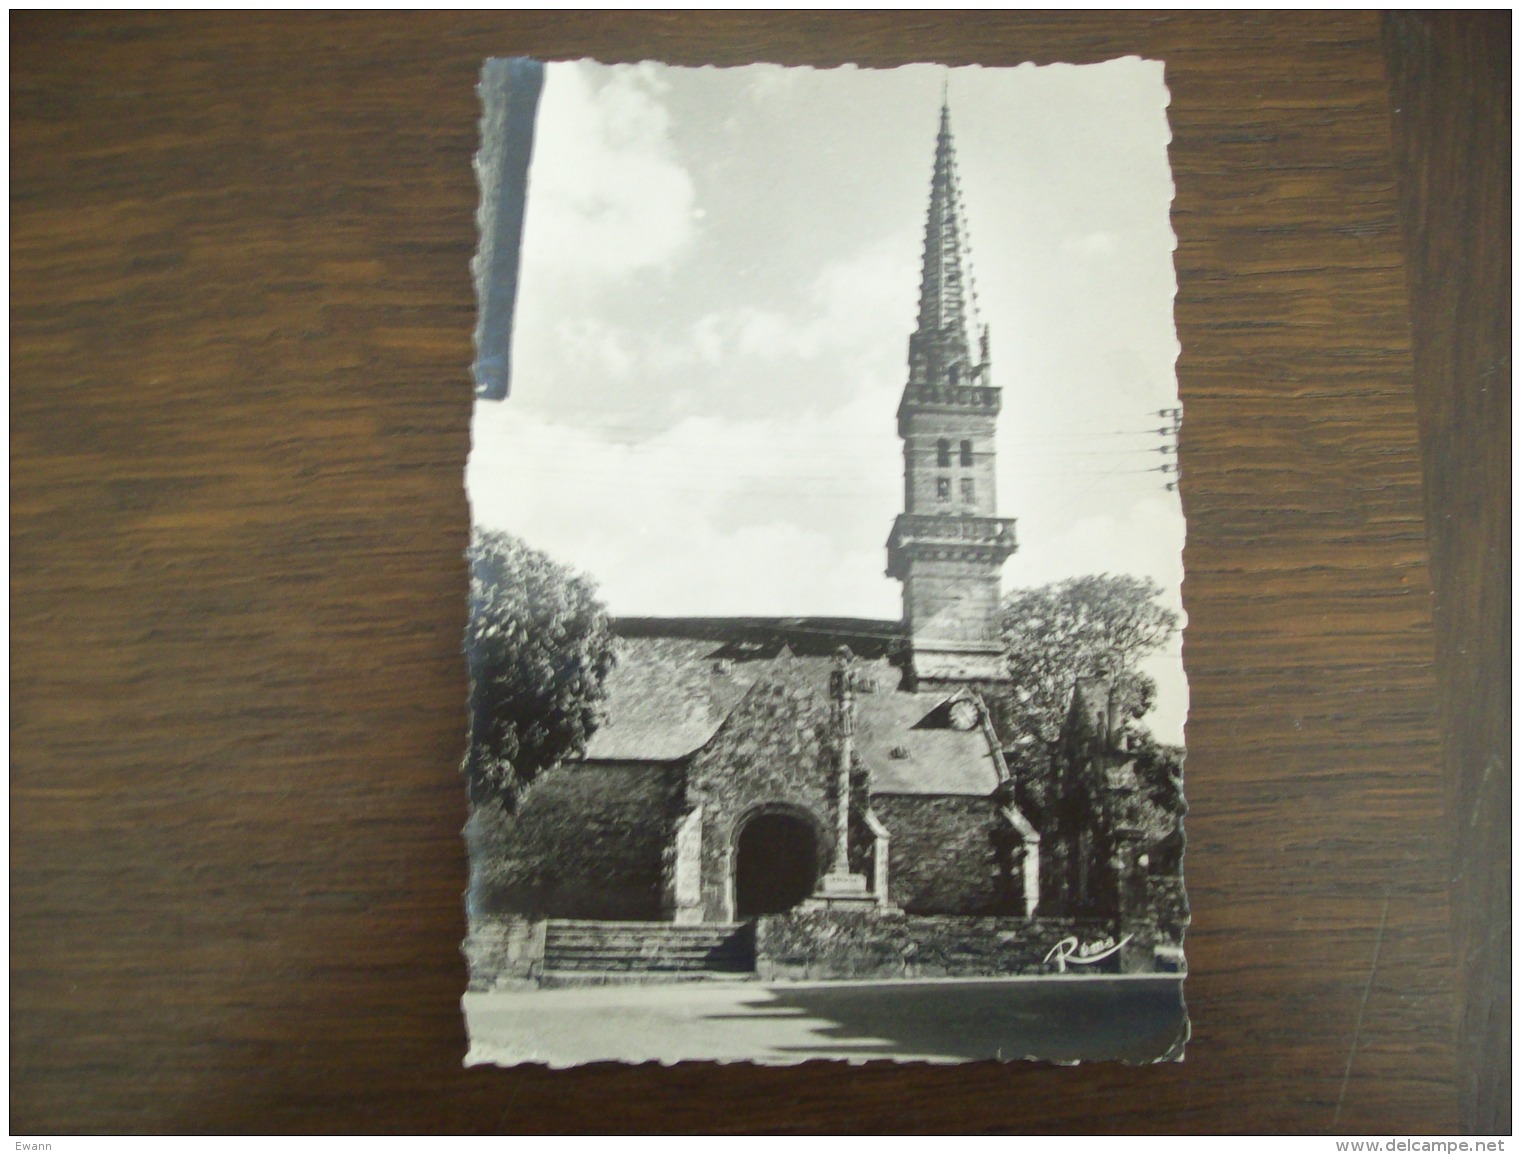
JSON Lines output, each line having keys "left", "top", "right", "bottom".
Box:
{"left": 579, "top": 621, "right": 1001, "bottom": 797}
{"left": 853, "top": 664, "right": 1002, "bottom": 797}
{"left": 581, "top": 635, "right": 771, "bottom": 761}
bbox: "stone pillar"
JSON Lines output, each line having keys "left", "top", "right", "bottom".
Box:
{"left": 999, "top": 803, "right": 1042, "bottom": 918}
{"left": 1021, "top": 835, "right": 1041, "bottom": 919}
{"left": 863, "top": 808, "right": 898, "bottom": 911}
{"left": 831, "top": 647, "right": 855, "bottom": 877}
{"left": 671, "top": 806, "right": 704, "bottom": 924}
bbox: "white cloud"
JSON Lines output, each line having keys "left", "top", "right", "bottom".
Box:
{"left": 698, "top": 239, "right": 916, "bottom": 368}
{"left": 509, "top": 227, "right": 918, "bottom": 428}
{"left": 745, "top": 65, "right": 803, "bottom": 105}
{"left": 658, "top": 237, "right": 916, "bottom": 372}
{"left": 551, "top": 316, "right": 637, "bottom": 381}
{"left": 1007, "top": 494, "right": 1185, "bottom": 598}
{"left": 467, "top": 393, "right": 904, "bottom": 620}
{"left": 1064, "top": 231, "right": 1118, "bottom": 258}
{"left": 518, "top": 63, "right": 696, "bottom": 282}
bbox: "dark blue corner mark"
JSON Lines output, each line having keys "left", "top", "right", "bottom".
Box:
{"left": 474, "top": 57, "right": 545, "bottom": 402}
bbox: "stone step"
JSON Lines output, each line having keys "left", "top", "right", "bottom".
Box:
{"left": 543, "top": 936, "right": 750, "bottom": 947}
{"left": 544, "top": 956, "right": 756, "bottom": 972}
{"left": 543, "top": 945, "right": 753, "bottom": 963}
{"left": 547, "top": 931, "right": 742, "bottom": 937}
{"left": 548, "top": 919, "right": 747, "bottom": 931}
{"left": 547, "top": 931, "right": 748, "bottom": 937}
{"left": 544, "top": 937, "right": 745, "bottom": 954}
{"left": 541, "top": 937, "right": 748, "bottom": 955}
{"left": 544, "top": 922, "right": 747, "bottom": 942}
{"left": 543, "top": 942, "right": 754, "bottom": 957}
{"left": 541, "top": 919, "right": 757, "bottom": 976}
{"left": 537, "top": 969, "right": 761, "bottom": 989}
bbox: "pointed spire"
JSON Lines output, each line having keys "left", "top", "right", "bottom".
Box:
{"left": 911, "top": 98, "right": 983, "bottom": 387}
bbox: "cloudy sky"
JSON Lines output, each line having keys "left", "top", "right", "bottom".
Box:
{"left": 466, "top": 59, "right": 1187, "bottom": 743}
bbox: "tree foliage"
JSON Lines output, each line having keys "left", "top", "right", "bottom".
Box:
{"left": 1001, "top": 573, "right": 1179, "bottom": 746}
{"left": 1128, "top": 732, "right": 1188, "bottom": 874}
{"left": 465, "top": 529, "right": 617, "bottom": 807}
{"left": 1129, "top": 733, "right": 1187, "bottom": 818}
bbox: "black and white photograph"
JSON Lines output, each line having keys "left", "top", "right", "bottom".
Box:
{"left": 461, "top": 57, "right": 1190, "bottom": 1066}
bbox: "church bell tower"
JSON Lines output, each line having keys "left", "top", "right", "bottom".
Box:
{"left": 886, "top": 102, "right": 1018, "bottom": 690}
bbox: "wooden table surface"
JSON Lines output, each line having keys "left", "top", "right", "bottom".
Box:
{"left": 11, "top": 12, "right": 1509, "bottom": 1135}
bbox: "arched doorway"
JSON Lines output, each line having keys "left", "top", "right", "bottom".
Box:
{"left": 734, "top": 811, "right": 818, "bottom": 917}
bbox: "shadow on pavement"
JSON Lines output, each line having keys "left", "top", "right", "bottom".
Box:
{"left": 710, "top": 977, "right": 1188, "bottom": 1064}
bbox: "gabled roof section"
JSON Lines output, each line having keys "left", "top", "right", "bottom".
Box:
{"left": 576, "top": 619, "right": 1002, "bottom": 796}
{"left": 614, "top": 616, "right": 902, "bottom": 659}
{"left": 909, "top": 686, "right": 980, "bottom": 731}
{"left": 581, "top": 635, "right": 773, "bottom": 761}
{"left": 579, "top": 617, "right": 899, "bottom": 763}
{"left": 854, "top": 667, "right": 1002, "bottom": 797}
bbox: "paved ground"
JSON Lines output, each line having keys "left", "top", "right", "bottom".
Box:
{"left": 463, "top": 975, "right": 1187, "bottom": 1067}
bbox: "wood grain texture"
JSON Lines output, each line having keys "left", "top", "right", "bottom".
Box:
{"left": 1383, "top": 12, "right": 1511, "bottom": 1136}
{"left": 10, "top": 12, "right": 1466, "bottom": 1133}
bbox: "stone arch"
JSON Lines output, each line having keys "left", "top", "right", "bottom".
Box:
{"left": 728, "top": 801, "right": 830, "bottom": 920}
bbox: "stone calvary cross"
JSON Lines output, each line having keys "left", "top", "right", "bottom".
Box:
{"left": 806, "top": 646, "right": 877, "bottom": 910}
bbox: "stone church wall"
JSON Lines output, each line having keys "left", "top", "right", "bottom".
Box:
{"left": 901, "top": 561, "right": 1005, "bottom": 647}
{"left": 685, "top": 663, "right": 838, "bottom": 922}
{"left": 469, "top": 761, "right": 683, "bottom": 920}
{"left": 871, "top": 793, "right": 1005, "bottom": 915}
{"left": 755, "top": 911, "right": 1112, "bottom": 980}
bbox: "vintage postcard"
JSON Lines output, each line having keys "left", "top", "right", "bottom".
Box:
{"left": 462, "top": 58, "right": 1188, "bottom": 1066}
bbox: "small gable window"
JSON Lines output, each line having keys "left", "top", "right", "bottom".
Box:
{"left": 960, "top": 439, "right": 973, "bottom": 466}
{"left": 936, "top": 439, "right": 951, "bottom": 467}
{"left": 936, "top": 477, "right": 951, "bottom": 502}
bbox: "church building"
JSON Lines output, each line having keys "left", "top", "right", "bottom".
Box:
{"left": 468, "top": 105, "right": 1179, "bottom": 981}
